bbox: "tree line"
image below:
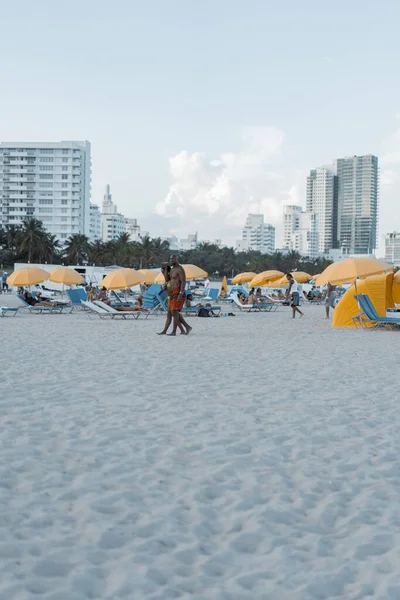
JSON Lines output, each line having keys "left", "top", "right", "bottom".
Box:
{"left": 0, "top": 218, "right": 332, "bottom": 277}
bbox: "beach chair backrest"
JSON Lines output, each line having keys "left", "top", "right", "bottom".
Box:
{"left": 94, "top": 300, "right": 116, "bottom": 313}
{"left": 67, "top": 288, "right": 87, "bottom": 305}
{"left": 362, "top": 295, "right": 380, "bottom": 319}
{"left": 17, "top": 295, "right": 30, "bottom": 307}
{"left": 357, "top": 295, "right": 375, "bottom": 321}
{"left": 82, "top": 301, "right": 107, "bottom": 314}
{"left": 208, "top": 288, "right": 218, "bottom": 300}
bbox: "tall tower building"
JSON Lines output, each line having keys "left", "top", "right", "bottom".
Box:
{"left": 306, "top": 166, "right": 338, "bottom": 253}
{"left": 0, "top": 141, "right": 91, "bottom": 241}
{"left": 100, "top": 184, "right": 127, "bottom": 242}
{"left": 283, "top": 205, "right": 302, "bottom": 248}
{"left": 336, "top": 155, "right": 378, "bottom": 255}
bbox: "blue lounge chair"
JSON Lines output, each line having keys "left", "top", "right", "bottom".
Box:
{"left": 66, "top": 288, "right": 88, "bottom": 310}
{"left": 0, "top": 306, "right": 19, "bottom": 317}
{"left": 18, "top": 295, "right": 65, "bottom": 314}
{"left": 354, "top": 294, "right": 400, "bottom": 329}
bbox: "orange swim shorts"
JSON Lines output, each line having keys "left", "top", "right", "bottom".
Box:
{"left": 169, "top": 292, "right": 185, "bottom": 312}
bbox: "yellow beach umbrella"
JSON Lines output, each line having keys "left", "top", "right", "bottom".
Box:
{"left": 311, "top": 274, "right": 321, "bottom": 281}
{"left": 101, "top": 268, "right": 143, "bottom": 290}
{"left": 7, "top": 266, "right": 49, "bottom": 287}
{"left": 249, "top": 270, "right": 284, "bottom": 288}
{"left": 49, "top": 267, "right": 84, "bottom": 286}
{"left": 232, "top": 272, "right": 256, "bottom": 284}
{"left": 316, "top": 257, "right": 392, "bottom": 287}
{"left": 276, "top": 272, "right": 312, "bottom": 286}
{"left": 155, "top": 264, "right": 208, "bottom": 284}
{"left": 182, "top": 264, "right": 208, "bottom": 280}
{"left": 137, "top": 269, "right": 158, "bottom": 284}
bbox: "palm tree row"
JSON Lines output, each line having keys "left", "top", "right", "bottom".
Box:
{"left": 0, "top": 218, "right": 332, "bottom": 276}
{"left": 0, "top": 219, "right": 171, "bottom": 269}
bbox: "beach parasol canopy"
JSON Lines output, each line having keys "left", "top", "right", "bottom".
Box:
{"left": 49, "top": 267, "right": 84, "bottom": 286}
{"left": 276, "top": 272, "right": 312, "bottom": 286}
{"left": 249, "top": 270, "right": 284, "bottom": 288}
{"left": 101, "top": 268, "right": 143, "bottom": 290}
{"left": 232, "top": 272, "right": 256, "bottom": 284}
{"left": 311, "top": 274, "right": 321, "bottom": 281}
{"left": 155, "top": 264, "right": 208, "bottom": 284}
{"left": 137, "top": 269, "right": 158, "bottom": 284}
{"left": 315, "top": 257, "right": 393, "bottom": 287}
{"left": 7, "top": 266, "right": 49, "bottom": 287}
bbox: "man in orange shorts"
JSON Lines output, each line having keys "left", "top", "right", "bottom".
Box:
{"left": 167, "top": 255, "right": 192, "bottom": 336}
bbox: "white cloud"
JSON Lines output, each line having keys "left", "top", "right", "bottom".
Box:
{"left": 154, "top": 127, "right": 299, "bottom": 244}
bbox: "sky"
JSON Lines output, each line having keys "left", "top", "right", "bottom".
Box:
{"left": 1, "top": 0, "right": 400, "bottom": 253}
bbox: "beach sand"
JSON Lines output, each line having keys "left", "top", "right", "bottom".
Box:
{"left": 1, "top": 299, "right": 399, "bottom": 599}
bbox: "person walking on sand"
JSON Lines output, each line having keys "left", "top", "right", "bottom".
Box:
{"left": 325, "top": 281, "right": 337, "bottom": 319}
{"left": 166, "top": 255, "right": 192, "bottom": 336}
{"left": 157, "top": 263, "right": 188, "bottom": 335}
{"left": 286, "top": 273, "right": 304, "bottom": 319}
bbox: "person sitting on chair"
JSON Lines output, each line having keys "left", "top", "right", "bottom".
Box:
{"left": 23, "top": 291, "right": 55, "bottom": 307}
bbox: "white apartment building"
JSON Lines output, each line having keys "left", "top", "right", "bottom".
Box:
{"left": 125, "top": 217, "right": 142, "bottom": 242}
{"left": 101, "top": 185, "right": 126, "bottom": 242}
{"left": 0, "top": 141, "right": 91, "bottom": 241}
{"left": 283, "top": 205, "right": 302, "bottom": 248}
{"left": 290, "top": 212, "right": 319, "bottom": 259}
{"left": 89, "top": 203, "right": 101, "bottom": 242}
{"left": 306, "top": 166, "right": 337, "bottom": 253}
{"left": 239, "top": 214, "right": 275, "bottom": 254}
{"left": 384, "top": 232, "right": 400, "bottom": 267}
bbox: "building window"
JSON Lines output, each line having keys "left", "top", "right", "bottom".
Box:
{"left": 39, "top": 183, "right": 53, "bottom": 188}
{"left": 61, "top": 175, "right": 68, "bottom": 179}
{"left": 61, "top": 208, "right": 68, "bottom": 213}
{"left": 39, "top": 199, "right": 53, "bottom": 205}
{"left": 62, "top": 166, "right": 68, "bottom": 171}
{"left": 40, "top": 166, "right": 53, "bottom": 171}
{"left": 61, "top": 199, "right": 68, "bottom": 205}
{"left": 60, "top": 233, "right": 67, "bottom": 238}
{"left": 62, "top": 183, "right": 68, "bottom": 188}
{"left": 39, "top": 174, "right": 53, "bottom": 179}
{"left": 62, "top": 149, "right": 69, "bottom": 154}
{"left": 40, "top": 157, "right": 53, "bottom": 163}
{"left": 61, "top": 192, "right": 68, "bottom": 197}
{"left": 40, "top": 149, "right": 54, "bottom": 154}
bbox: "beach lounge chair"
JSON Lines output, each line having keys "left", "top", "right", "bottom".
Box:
{"left": 354, "top": 294, "right": 400, "bottom": 329}
{"left": 82, "top": 301, "right": 137, "bottom": 320}
{"left": 230, "top": 293, "right": 276, "bottom": 313}
{"left": 66, "top": 288, "right": 88, "bottom": 310}
{"left": 94, "top": 300, "right": 140, "bottom": 319}
{"left": 0, "top": 306, "right": 19, "bottom": 317}
{"left": 17, "top": 295, "right": 66, "bottom": 314}
{"left": 143, "top": 285, "right": 166, "bottom": 315}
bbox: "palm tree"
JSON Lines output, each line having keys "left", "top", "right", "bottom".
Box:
{"left": 18, "top": 218, "right": 49, "bottom": 263}
{"left": 63, "top": 234, "right": 89, "bottom": 265}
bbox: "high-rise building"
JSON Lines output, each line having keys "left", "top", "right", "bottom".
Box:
{"left": 239, "top": 214, "right": 275, "bottom": 254}
{"left": 306, "top": 166, "right": 338, "bottom": 253}
{"left": 0, "top": 141, "right": 91, "bottom": 241}
{"left": 283, "top": 205, "right": 302, "bottom": 248}
{"left": 336, "top": 155, "right": 378, "bottom": 255}
{"left": 89, "top": 203, "right": 101, "bottom": 242}
{"left": 290, "top": 212, "right": 319, "bottom": 259}
{"left": 100, "top": 185, "right": 126, "bottom": 242}
{"left": 384, "top": 232, "right": 400, "bottom": 267}
{"left": 125, "top": 217, "right": 142, "bottom": 242}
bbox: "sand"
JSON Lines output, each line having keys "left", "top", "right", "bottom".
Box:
{"left": 1, "top": 297, "right": 400, "bottom": 599}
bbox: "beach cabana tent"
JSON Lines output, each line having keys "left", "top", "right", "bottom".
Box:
{"left": 332, "top": 272, "right": 395, "bottom": 328}
{"left": 219, "top": 276, "right": 228, "bottom": 297}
